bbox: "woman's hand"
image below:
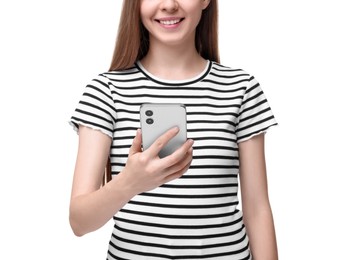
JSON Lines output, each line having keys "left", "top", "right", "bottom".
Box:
{"left": 121, "top": 127, "right": 194, "bottom": 194}
{"left": 69, "top": 126, "right": 193, "bottom": 236}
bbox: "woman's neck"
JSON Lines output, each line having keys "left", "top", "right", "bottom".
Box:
{"left": 140, "top": 43, "right": 207, "bottom": 81}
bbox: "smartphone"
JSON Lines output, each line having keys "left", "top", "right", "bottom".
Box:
{"left": 140, "top": 103, "right": 187, "bottom": 158}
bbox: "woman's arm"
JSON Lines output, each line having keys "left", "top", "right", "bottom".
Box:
{"left": 69, "top": 126, "right": 193, "bottom": 236}
{"left": 238, "top": 133, "right": 278, "bottom": 260}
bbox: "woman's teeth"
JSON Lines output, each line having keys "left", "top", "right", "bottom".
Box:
{"left": 159, "top": 19, "right": 181, "bottom": 25}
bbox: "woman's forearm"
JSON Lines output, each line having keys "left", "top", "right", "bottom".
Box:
{"left": 69, "top": 173, "right": 135, "bottom": 237}
{"left": 244, "top": 205, "right": 278, "bottom": 260}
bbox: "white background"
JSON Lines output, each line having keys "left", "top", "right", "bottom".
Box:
{"left": 1, "top": 0, "right": 352, "bottom": 259}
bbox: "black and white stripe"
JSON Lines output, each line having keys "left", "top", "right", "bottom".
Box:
{"left": 70, "top": 61, "right": 277, "bottom": 259}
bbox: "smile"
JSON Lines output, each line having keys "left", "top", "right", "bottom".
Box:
{"left": 157, "top": 18, "right": 184, "bottom": 25}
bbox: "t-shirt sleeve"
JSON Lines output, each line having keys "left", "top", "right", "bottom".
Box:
{"left": 235, "top": 75, "right": 278, "bottom": 142}
{"left": 69, "top": 74, "right": 116, "bottom": 138}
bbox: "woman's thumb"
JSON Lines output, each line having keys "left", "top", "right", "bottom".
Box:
{"left": 129, "top": 129, "right": 142, "bottom": 155}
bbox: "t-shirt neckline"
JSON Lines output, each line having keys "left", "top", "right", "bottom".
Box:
{"left": 135, "top": 60, "right": 212, "bottom": 86}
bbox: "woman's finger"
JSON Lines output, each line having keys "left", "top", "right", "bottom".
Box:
{"left": 129, "top": 129, "right": 142, "bottom": 156}
{"left": 145, "top": 126, "right": 180, "bottom": 158}
{"left": 162, "top": 148, "right": 194, "bottom": 183}
{"left": 165, "top": 147, "right": 193, "bottom": 175}
{"left": 160, "top": 139, "right": 194, "bottom": 167}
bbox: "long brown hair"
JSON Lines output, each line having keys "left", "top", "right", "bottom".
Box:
{"left": 104, "top": 0, "right": 220, "bottom": 184}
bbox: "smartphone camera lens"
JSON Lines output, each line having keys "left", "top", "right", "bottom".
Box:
{"left": 146, "top": 118, "right": 154, "bottom": 125}
{"left": 145, "top": 110, "right": 153, "bottom": 117}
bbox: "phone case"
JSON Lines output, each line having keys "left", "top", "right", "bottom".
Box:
{"left": 140, "top": 103, "right": 187, "bottom": 158}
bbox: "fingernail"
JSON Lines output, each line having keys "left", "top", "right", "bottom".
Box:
{"left": 188, "top": 139, "right": 194, "bottom": 145}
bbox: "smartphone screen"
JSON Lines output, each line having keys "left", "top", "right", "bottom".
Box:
{"left": 140, "top": 103, "right": 187, "bottom": 158}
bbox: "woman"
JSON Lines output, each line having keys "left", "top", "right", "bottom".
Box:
{"left": 69, "top": 0, "right": 278, "bottom": 259}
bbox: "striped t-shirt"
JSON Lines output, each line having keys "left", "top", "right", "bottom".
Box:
{"left": 70, "top": 60, "right": 277, "bottom": 260}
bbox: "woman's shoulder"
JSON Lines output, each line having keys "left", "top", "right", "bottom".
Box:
{"left": 211, "top": 61, "right": 252, "bottom": 77}
{"left": 209, "top": 61, "right": 255, "bottom": 83}
{"left": 97, "top": 64, "right": 140, "bottom": 81}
